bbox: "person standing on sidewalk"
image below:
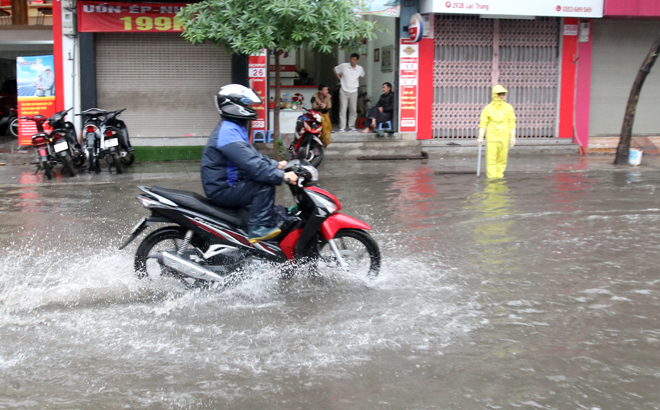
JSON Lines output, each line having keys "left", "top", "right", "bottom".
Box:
{"left": 333, "top": 53, "right": 365, "bottom": 132}
{"left": 478, "top": 85, "right": 517, "bottom": 179}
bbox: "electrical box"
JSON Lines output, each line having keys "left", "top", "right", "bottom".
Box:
{"left": 62, "top": 10, "right": 76, "bottom": 36}
{"left": 62, "top": 0, "right": 75, "bottom": 9}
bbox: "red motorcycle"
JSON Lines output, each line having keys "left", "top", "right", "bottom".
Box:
{"left": 290, "top": 108, "right": 324, "bottom": 167}
{"left": 22, "top": 113, "right": 77, "bottom": 179}
{"left": 120, "top": 160, "right": 380, "bottom": 286}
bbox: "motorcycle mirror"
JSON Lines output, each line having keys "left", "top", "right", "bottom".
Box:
{"left": 284, "top": 159, "right": 300, "bottom": 172}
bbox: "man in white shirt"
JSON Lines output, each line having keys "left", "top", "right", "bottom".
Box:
{"left": 333, "top": 53, "right": 365, "bottom": 132}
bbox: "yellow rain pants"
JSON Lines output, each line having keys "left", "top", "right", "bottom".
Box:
{"left": 479, "top": 85, "right": 516, "bottom": 179}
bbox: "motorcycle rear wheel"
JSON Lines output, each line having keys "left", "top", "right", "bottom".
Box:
{"left": 42, "top": 160, "right": 53, "bottom": 180}
{"left": 111, "top": 152, "right": 123, "bottom": 174}
{"left": 310, "top": 228, "right": 380, "bottom": 279}
{"left": 87, "top": 148, "right": 99, "bottom": 173}
{"left": 134, "top": 227, "right": 208, "bottom": 281}
{"left": 61, "top": 152, "right": 75, "bottom": 177}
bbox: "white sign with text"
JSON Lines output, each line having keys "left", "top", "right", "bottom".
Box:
{"left": 420, "top": 0, "right": 603, "bottom": 17}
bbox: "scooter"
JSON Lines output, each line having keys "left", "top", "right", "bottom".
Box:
{"left": 119, "top": 160, "right": 380, "bottom": 286}
{"left": 21, "top": 114, "right": 77, "bottom": 179}
{"left": 48, "top": 107, "right": 85, "bottom": 168}
{"left": 290, "top": 108, "right": 325, "bottom": 168}
{"left": 77, "top": 108, "right": 129, "bottom": 174}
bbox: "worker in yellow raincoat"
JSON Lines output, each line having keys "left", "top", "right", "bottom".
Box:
{"left": 478, "top": 85, "right": 517, "bottom": 179}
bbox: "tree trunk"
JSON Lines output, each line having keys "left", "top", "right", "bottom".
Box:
{"left": 272, "top": 50, "right": 281, "bottom": 161}
{"left": 615, "top": 31, "right": 660, "bottom": 165}
{"left": 12, "top": 0, "right": 28, "bottom": 25}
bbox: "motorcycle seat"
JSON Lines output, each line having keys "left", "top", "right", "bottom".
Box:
{"left": 150, "top": 186, "right": 249, "bottom": 228}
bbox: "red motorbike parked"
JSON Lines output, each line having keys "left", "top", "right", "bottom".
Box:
{"left": 120, "top": 160, "right": 380, "bottom": 286}
{"left": 22, "top": 113, "right": 77, "bottom": 179}
{"left": 290, "top": 108, "right": 325, "bottom": 168}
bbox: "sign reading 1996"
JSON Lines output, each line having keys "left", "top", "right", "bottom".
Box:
{"left": 78, "top": 1, "right": 188, "bottom": 32}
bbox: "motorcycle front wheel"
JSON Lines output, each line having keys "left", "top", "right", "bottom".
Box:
{"left": 310, "top": 228, "right": 381, "bottom": 279}
{"left": 120, "top": 150, "right": 135, "bottom": 166}
{"left": 300, "top": 140, "right": 324, "bottom": 168}
{"left": 134, "top": 227, "right": 208, "bottom": 281}
{"left": 9, "top": 117, "right": 18, "bottom": 138}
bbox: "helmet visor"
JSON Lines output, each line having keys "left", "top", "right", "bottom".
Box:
{"left": 220, "top": 84, "right": 263, "bottom": 106}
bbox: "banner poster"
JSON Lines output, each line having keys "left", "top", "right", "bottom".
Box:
{"left": 398, "top": 40, "right": 419, "bottom": 133}
{"left": 16, "top": 55, "right": 56, "bottom": 146}
{"left": 355, "top": 0, "right": 400, "bottom": 17}
{"left": 78, "top": 1, "right": 188, "bottom": 32}
{"left": 248, "top": 50, "right": 268, "bottom": 141}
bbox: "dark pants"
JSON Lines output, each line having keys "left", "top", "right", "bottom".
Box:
{"left": 208, "top": 179, "right": 276, "bottom": 228}
{"left": 366, "top": 107, "right": 392, "bottom": 127}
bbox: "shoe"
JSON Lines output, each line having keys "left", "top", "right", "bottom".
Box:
{"left": 338, "top": 128, "right": 345, "bottom": 132}
{"left": 248, "top": 226, "right": 282, "bottom": 244}
{"left": 350, "top": 128, "right": 357, "bottom": 132}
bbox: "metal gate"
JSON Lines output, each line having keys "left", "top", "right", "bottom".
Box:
{"left": 96, "top": 33, "right": 232, "bottom": 139}
{"left": 432, "top": 15, "right": 559, "bottom": 138}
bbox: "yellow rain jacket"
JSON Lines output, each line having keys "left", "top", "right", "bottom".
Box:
{"left": 479, "top": 85, "right": 516, "bottom": 142}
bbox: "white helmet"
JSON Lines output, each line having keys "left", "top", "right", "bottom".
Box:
{"left": 214, "top": 84, "right": 262, "bottom": 120}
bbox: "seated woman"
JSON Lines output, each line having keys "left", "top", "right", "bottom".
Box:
{"left": 361, "top": 82, "right": 394, "bottom": 133}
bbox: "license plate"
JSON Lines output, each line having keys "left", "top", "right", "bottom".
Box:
{"left": 105, "top": 138, "right": 119, "bottom": 148}
{"left": 130, "top": 217, "right": 146, "bottom": 235}
{"left": 54, "top": 141, "right": 68, "bottom": 152}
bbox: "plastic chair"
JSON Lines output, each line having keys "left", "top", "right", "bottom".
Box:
{"left": 378, "top": 121, "right": 392, "bottom": 130}
{"left": 253, "top": 130, "right": 277, "bottom": 143}
{"left": 252, "top": 130, "right": 268, "bottom": 143}
{"left": 357, "top": 118, "right": 368, "bottom": 129}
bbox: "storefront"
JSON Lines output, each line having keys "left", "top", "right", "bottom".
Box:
{"left": 74, "top": 1, "right": 233, "bottom": 145}
{"left": 588, "top": 1, "right": 660, "bottom": 137}
{"left": 411, "top": 0, "right": 603, "bottom": 141}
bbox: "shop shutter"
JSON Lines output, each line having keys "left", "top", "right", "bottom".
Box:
{"left": 95, "top": 33, "right": 232, "bottom": 140}
{"left": 432, "top": 16, "right": 559, "bottom": 138}
{"left": 590, "top": 19, "right": 660, "bottom": 136}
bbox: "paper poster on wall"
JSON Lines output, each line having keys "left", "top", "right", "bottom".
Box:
{"left": 16, "top": 55, "right": 56, "bottom": 146}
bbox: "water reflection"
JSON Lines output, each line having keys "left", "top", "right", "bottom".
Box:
{"left": 467, "top": 179, "right": 516, "bottom": 266}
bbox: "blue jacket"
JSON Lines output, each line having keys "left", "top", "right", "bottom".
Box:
{"left": 201, "top": 119, "right": 284, "bottom": 200}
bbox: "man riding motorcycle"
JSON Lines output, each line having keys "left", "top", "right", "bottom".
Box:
{"left": 201, "top": 84, "right": 298, "bottom": 244}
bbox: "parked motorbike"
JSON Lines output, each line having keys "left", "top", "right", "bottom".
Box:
{"left": 290, "top": 108, "right": 325, "bottom": 168}
{"left": 103, "top": 108, "right": 134, "bottom": 166}
{"left": 48, "top": 107, "right": 85, "bottom": 168}
{"left": 119, "top": 160, "right": 380, "bottom": 286}
{"left": 21, "top": 114, "right": 77, "bottom": 179}
{"left": 77, "top": 108, "right": 132, "bottom": 174}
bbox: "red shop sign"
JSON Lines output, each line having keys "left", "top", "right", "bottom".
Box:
{"left": 77, "top": 1, "right": 188, "bottom": 32}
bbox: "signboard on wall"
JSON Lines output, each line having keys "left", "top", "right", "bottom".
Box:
{"left": 78, "top": 1, "right": 187, "bottom": 32}
{"left": 398, "top": 40, "right": 418, "bottom": 133}
{"left": 16, "top": 56, "right": 56, "bottom": 146}
{"left": 355, "top": 0, "right": 400, "bottom": 17}
{"left": 419, "top": 0, "right": 603, "bottom": 17}
{"left": 249, "top": 50, "right": 268, "bottom": 140}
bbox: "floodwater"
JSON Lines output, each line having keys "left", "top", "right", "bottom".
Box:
{"left": 0, "top": 156, "right": 659, "bottom": 409}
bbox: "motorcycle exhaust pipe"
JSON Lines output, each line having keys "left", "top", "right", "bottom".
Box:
{"left": 157, "top": 251, "right": 224, "bottom": 282}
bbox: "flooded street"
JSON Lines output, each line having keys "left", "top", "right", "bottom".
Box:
{"left": 0, "top": 156, "right": 659, "bottom": 409}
